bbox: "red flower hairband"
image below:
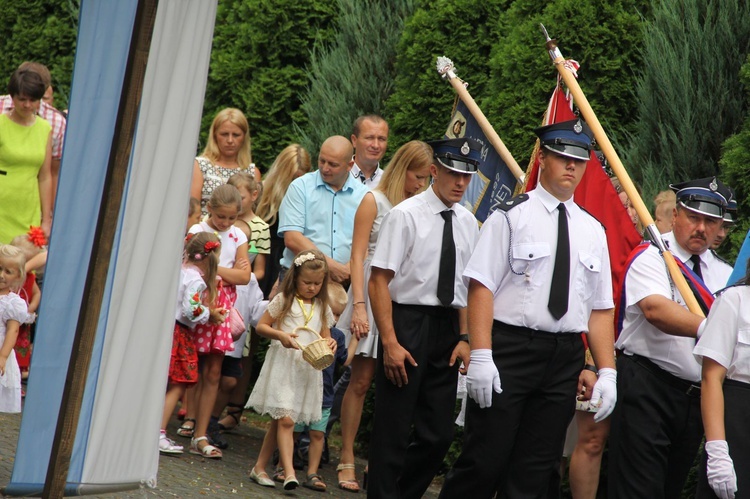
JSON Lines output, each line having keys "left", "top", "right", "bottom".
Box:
{"left": 204, "top": 241, "right": 220, "bottom": 252}
{"left": 28, "top": 226, "right": 47, "bottom": 248}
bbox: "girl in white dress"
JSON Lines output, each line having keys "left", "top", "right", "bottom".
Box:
{"left": 247, "top": 249, "right": 337, "bottom": 491}
{"left": 0, "top": 245, "right": 31, "bottom": 413}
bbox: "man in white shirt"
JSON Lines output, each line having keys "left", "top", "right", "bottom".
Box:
{"left": 440, "top": 119, "right": 617, "bottom": 498}
{"left": 609, "top": 177, "right": 730, "bottom": 498}
{"left": 349, "top": 115, "right": 388, "bottom": 188}
{"left": 367, "top": 138, "right": 480, "bottom": 499}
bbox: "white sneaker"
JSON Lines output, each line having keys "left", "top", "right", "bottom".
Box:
{"left": 159, "top": 433, "right": 183, "bottom": 455}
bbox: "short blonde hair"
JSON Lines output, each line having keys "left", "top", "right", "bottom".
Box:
{"left": 202, "top": 108, "right": 252, "bottom": 167}
{"left": 0, "top": 244, "right": 26, "bottom": 290}
{"left": 10, "top": 235, "right": 43, "bottom": 261}
{"left": 328, "top": 281, "right": 348, "bottom": 317}
{"left": 653, "top": 190, "right": 676, "bottom": 210}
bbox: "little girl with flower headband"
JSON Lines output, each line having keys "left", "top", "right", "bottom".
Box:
{"left": 246, "top": 249, "right": 337, "bottom": 491}
{"left": 159, "top": 232, "right": 225, "bottom": 455}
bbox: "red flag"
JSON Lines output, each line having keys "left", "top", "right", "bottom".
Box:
{"left": 526, "top": 83, "right": 642, "bottom": 325}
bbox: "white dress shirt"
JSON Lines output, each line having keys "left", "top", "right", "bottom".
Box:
{"left": 370, "top": 186, "right": 479, "bottom": 307}
{"left": 694, "top": 285, "right": 750, "bottom": 384}
{"left": 616, "top": 232, "right": 728, "bottom": 382}
{"left": 464, "top": 184, "right": 613, "bottom": 333}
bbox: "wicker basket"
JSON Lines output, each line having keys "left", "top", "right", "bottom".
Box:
{"left": 295, "top": 326, "right": 334, "bottom": 370}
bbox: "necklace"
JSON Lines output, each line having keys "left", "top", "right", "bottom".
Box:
{"left": 296, "top": 296, "right": 314, "bottom": 327}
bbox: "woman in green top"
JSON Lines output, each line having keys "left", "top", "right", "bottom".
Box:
{"left": 0, "top": 68, "right": 53, "bottom": 244}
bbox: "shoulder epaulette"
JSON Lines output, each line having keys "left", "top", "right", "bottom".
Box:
{"left": 711, "top": 249, "right": 732, "bottom": 266}
{"left": 495, "top": 193, "right": 529, "bottom": 212}
{"left": 578, "top": 205, "right": 606, "bottom": 231}
{"left": 716, "top": 280, "right": 750, "bottom": 296}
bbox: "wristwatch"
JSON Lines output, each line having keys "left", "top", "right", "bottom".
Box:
{"left": 458, "top": 334, "right": 470, "bottom": 343}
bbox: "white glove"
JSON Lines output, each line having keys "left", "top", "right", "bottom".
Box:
{"left": 466, "top": 349, "right": 502, "bottom": 409}
{"left": 705, "top": 440, "right": 737, "bottom": 499}
{"left": 590, "top": 367, "right": 617, "bottom": 422}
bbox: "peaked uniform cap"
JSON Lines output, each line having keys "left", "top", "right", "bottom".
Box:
{"left": 534, "top": 118, "right": 594, "bottom": 161}
{"left": 427, "top": 137, "right": 481, "bottom": 173}
{"left": 669, "top": 177, "right": 727, "bottom": 219}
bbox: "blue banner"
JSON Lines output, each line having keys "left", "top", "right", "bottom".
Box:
{"left": 728, "top": 229, "right": 750, "bottom": 285}
{"left": 445, "top": 100, "right": 518, "bottom": 223}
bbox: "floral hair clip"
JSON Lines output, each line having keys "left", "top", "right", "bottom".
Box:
{"left": 294, "top": 252, "right": 316, "bottom": 267}
{"left": 185, "top": 233, "right": 195, "bottom": 243}
{"left": 204, "top": 241, "right": 220, "bottom": 252}
{"left": 28, "top": 226, "right": 47, "bottom": 248}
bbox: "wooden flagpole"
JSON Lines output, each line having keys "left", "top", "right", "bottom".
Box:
{"left": 539, "top": 24, "right": 704, "bottom": 316}
{"left": 436, "top": 56, "right": 526, "bottom": 185}
{"left": 43, "top": 0, "right": 160, "bottom": 496}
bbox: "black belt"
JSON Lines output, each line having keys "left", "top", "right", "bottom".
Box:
{"left": 629, "top": 353, "right": 701, "bottom": 397}
{"left": 393, "top": 301, "right": 456, "bottom": 318}
{"left": 724, "top": 378, "right": 750, "bottom": 390}
{"left": 493, "top": 320, "right": 582, "bottom": 341}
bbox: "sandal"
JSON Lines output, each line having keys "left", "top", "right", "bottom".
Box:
{"left": 189, "top": 436, "right": 222, "bottom": 459}
{"left": 176, "top": 418, "right": 195, "bottom": 438}
{"left": 218, "top": 402, "right": 243, "bottom": 431}
{"left": 158, "top": 432, "right": 183, "bottom": 455}
{"left": 207, "top": 416, "right": 229, "bottom": 449}
{"left": 273, "top": 466, "right": 285, "bottom": 483}
{"left": 304, "top": 473, "right": 327, "bottom": 492}
{"left": 336, "top": 463, "right": 360, "bottom": 493}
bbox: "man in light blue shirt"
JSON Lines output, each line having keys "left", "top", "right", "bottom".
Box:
{"left": 278, "top": 135, "right": 368, "bottom": 283}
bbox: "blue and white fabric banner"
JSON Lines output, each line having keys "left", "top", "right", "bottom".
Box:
{"left": 5, "top": 0, "right": 217, "bottom": 495}
{"left": 445, "top": 100, "right": 518, "bottom": 224}
{"left": 728, "top": 229, "right": 750, "bottom": 285}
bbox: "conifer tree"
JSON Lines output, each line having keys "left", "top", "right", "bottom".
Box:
{"left": 202, "top": 0, "right": 337, "bottom": 170}
{"left": 624, "top": 0, "right": 750, "bottom": 205}
{"left": 296, "top": 0, "right": 416, "bottom": 157}
{"left": 0, "top": 0, "right": 78, "bottom": 110}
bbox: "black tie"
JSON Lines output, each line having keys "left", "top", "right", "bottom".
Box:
{"left": 548, "top": 203, "right": 570, "bottom": 320}
{"left": 438, "top": 210, "right": 456, "bottom": 306}
{"left": 690, "top": 254, "right": 704, "bottom": 281}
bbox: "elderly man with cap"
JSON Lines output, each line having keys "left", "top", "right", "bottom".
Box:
{"left": 366, "top": 137, "right": 480, "bottom": 499}
{"left": 440, "top": 118, "right": 617, "bottom": 498}
{"left": 607, "top": 177, "right": 730, "bottom": 498}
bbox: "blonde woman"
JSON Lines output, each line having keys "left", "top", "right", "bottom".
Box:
{"left": 191, "top": 108, "right": 260, "bottom": 216}
{"left": 336, "top": 141, "right": 432, "bottom": 492}
{"left": 255, "top": 144, "right": 312, "bottom": 298}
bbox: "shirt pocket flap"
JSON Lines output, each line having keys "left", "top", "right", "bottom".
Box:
{"left": 512, "top": 243, "right": 551, "bottom": 261}
{"left": 738, "top": 328, "right": 750, "bottom": 345}
{"left": 578, "top": 251, "right": 602, "bottom": 272}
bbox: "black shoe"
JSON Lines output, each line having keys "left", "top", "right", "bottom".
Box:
{"left": 207, "top": 417, "right": 229, "bottom": 450}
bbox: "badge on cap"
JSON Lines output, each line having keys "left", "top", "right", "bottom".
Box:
{"left": 573, "top": 120, "right": 583, "bottom": 134}
{"left": 461, "top": 141, "right": 470, "bottom": 156}
{"left": 709, "top": 177, "right": 718, "bottom": 192}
